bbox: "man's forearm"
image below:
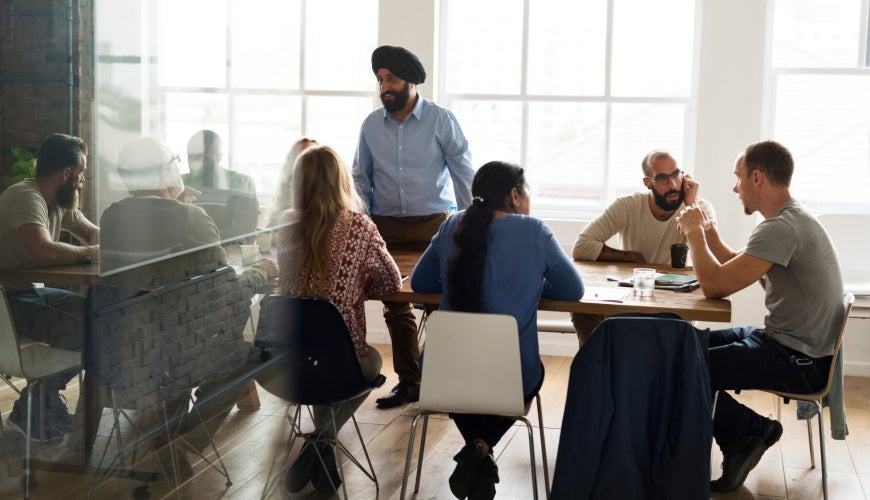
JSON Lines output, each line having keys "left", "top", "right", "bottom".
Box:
{"left": 596, "top": 244, "right": 645, "bottom": 263}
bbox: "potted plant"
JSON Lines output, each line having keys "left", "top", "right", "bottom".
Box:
{"left": 3, "top": 147, "right": 37, "bottom": 188}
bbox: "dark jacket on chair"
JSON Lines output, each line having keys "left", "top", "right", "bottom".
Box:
{"left": 551, "top": 315, "right": 712, "bottom": 500}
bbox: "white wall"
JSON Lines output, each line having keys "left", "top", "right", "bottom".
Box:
{"left": 367, "top": 0, "right": 870, "bottom": 375}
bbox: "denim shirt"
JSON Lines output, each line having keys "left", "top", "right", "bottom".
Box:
{"left": 352, "top": 96, "right": 474, "bottom": 216}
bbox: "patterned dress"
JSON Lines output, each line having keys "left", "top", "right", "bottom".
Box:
{"left": 277, "top": 210, "right": 401, "bottom": 357}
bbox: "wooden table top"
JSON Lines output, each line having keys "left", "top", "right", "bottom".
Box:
{"left": 0, "top": 247, "right": 732, "bottom": 323}
{"left": 385, "top": 250, "right": 732, "bottom": 323}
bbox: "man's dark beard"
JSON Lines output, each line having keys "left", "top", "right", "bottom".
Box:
{"left": 651, "top": 187, "right": 684, "bottom": 211}
{"left": 380, "top": 82, "right": 411, "bottom": 112}
{"left": 55, "top": 180, "right": 80, "bottom": 210}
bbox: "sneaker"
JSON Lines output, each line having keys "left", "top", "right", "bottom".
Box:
{"left": 760, "top": 417, "right": 783, "bottom": 449}
{"left": 284, "top": 440, "right": 317, "bottom": 493}
{"left": 710, "top": 436, "right": 765, "bottom": 492}
{"left": 449, "top": 441, "right": 485, "bottom": 499}
{"left": 311, "top": 444, "right": 341, "bottom": 493}
{"left": 375, "top": 381, "right": 420, "bottom": 409}
{"left": 6, "top": 406, "right": 66, "bottom": 442}
{"left": 468, "top": 454, "right": 499, "bottom": 500}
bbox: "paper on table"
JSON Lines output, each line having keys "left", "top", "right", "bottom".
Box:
{"left": 584, "top": 286, "right": 631, "bottom": 303}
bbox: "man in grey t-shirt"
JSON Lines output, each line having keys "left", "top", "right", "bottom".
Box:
{"left": 0, "top": 133, "right": 99, "bottom": 440}
{"left": 677, "top": 140, "right": 844, "bottom": 493}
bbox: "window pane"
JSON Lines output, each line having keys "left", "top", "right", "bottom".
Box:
{"left": 527, "top": 102, "right": 606, "bottom": 206}
{"left": 307, "top": 96, "right": 377, "bottom": 166}
{"left": 527, "top": 0, "right": 607, "bottom": 96}
{"left": 164, "top": 92, "right": 229, "bottom": 173}
{"left": 609, "top": 103, "right": 686, "bottom": 195}
{"left": 231, "top": 0, "right": 301, "bottom": 89}
{"left": 448, "top": 100, "right": 521, "bottom": 169}
{"left": 445, "top": 0, "right": 523, "bottom": 94}
{"left": 774, "top": 74, "right": 870, "bottom": 211}
{"left": 611, "top": 0, "right": 695, "bottom": 97}
{"left": 158, "top": 0, "right": 227, "bottom": 88}
{"left": 232, "top": 95, "right": 303, "bottom": 197}
{"left": 771, "top": 0, "right": 863, "bottom": 68}
{"left": 304, "top": 0, "right": 378, "bottom": 91}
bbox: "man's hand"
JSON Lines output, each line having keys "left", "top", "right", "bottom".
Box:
{"left": 682, "top": 173, "right": 699, "bottom": 206}
{"left": 176, "top": 186, "right": 202, "bottom": 204}
{"left": 676, "top": 205, "right": 709, "bottom": 237}
{"left": 256, "top": 258, "right": 279, "bottom": 279}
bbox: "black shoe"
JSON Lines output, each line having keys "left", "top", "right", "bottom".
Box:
{"left": 7, "top": 406, "right": 66, "bottom": 442}
{"left": 311, "top": 444, "right": 341, "bottom": 493}
{"left": 710, "top": 436, "right": 766, "bottom": 492}
{"left": 449, "top": 441, "right": 485, "bottom": 499}
{"left": 375, "top": 381, "right": 419, "bottom": 408}
{"left": 284, "top": 440, "right": 317, "bottom": 493}
{"left": 468, "top": 454, "right": 499, "bottom": 500}
{"left": 760, "top": 418, "right": 783, "bottom": 449}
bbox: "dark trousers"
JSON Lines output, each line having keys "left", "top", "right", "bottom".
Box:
{"left": 372, "top": 212, "right": 448, "bottom": 383}
{"left": 451, "top": 367, "right": 545, "bottom": 450}
{"left": 7, "top": 287, "right": 85, "bottom": 393}
{"left": 709, "top": 326, "right": 831, "bottom": 452}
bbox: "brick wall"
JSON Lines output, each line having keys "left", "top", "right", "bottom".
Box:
{"left": 89, "top": 267, "right": 254, "bottom": 411}
{"left": 0, "top": 0, "right": 95, "bottom": 217}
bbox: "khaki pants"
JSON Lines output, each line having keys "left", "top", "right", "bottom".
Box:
{"left": 372, "top": 212, "right": 448, "bottom": 383}
{"left": 571, "top": 312, "right": 607, "bottom": 347}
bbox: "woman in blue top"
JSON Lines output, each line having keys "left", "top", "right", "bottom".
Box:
{"left": 411, "top": 161, "right": 584, "bottom": 500}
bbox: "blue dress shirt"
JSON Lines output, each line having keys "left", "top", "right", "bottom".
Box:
{"left": 352, "top": 96, "right": 474, "bottom": 216}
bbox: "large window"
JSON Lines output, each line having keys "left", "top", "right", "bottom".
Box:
{"left": 440, "top": 0, "right": 699, "bottom": 219}
{"left": 768, "top": 0, "right": 870, "bottom": 213}
{"left": 95, "top": 0, "right": 377, "bottom": 215}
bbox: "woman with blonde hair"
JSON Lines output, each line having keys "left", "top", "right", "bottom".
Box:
{"left": 266, "top": 144, "right": 401, "bottom": 494}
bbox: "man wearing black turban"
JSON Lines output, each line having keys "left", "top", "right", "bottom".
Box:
{"left": 353, "top": 45, "right": 474, "bottom": 409}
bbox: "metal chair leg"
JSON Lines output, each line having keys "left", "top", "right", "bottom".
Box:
{"left": 535, "top": 394, "right": 550, "bottom": 499}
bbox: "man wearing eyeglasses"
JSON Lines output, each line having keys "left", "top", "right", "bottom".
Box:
{"left": 569, "top": 150, "right": 717, "bottom": 344}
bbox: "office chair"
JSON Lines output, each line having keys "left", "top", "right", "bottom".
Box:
{"left": 753, "top": 292, "right": 855, "bottom": 500}
{"left": 255, "top": 295, "right": 384, "bottom": 499}
{"left": 0, "top": 286, "right": 83, "bottom": 499}
{"left": 400, "top": 310, "right": 550, "bottom": 500}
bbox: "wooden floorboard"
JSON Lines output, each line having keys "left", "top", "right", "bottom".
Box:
{"left": 1, "top": 344, "right": 869, "bottom": 499}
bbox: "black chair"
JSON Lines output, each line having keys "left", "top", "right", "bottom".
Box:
{"left": 254, "top": 295, "right": 385, "bottom": 499}
{"left": 193, "top": 188, "right": 259, "bottom": 243}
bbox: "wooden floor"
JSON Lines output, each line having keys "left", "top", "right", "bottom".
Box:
{"left": 1, "top": 344, "right": 870, "bottom": 499}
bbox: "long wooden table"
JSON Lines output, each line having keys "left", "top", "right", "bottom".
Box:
{"left": 1, "top": 248, "right": 732, "bottom": 323}
{"left": 385, "top": 250, "right": 731, "bottom": 323}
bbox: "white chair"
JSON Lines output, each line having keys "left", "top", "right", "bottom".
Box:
{"left": 819, "top": 214, "right": 870, "bottom": 295}
{"left": 0, "top": 286, "right": 82, "bottom": 499}
{"left": 400, "top": 310, "right": 549, "bottom": 499}
{"left": 752, "top": 292, "right": 854, "bottom": 500}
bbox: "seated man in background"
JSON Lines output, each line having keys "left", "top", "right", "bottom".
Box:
{"left": 0, "top": 133, "right": 99, "bottom": 439}
{"left": 183, "top": 129, "right": 259, "bottom": 241}
{"left": 570, "top": 150, "right": 716, "bottom": 345}
{"left": 677, "top": 140, "right": 844, "bottom": 492}
{"left": 100, "top": 136, "right": 277, "bottom": 474}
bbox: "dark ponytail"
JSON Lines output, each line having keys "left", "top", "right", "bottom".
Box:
{"left": 447, "top": 161, "right": 526, "bottom": 312}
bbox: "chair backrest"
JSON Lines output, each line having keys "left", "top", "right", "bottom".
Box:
{"left": 419, "top": 310, "right": 526, "bottom": 416}
{"left": 816, "top": 292, "right": 855, "bottom": 397}
{"left": 818, "top": 214, "right": 870, "bottom": 295}
{"left": 0, "top": 286, "right": 24, "bottom": 376}
{"left": 254, "top": 295, "right": 370, "bottom": 406}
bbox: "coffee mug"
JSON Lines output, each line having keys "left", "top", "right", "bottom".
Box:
{"left": 671, "top": 243, "right": 688, "bottom": 269}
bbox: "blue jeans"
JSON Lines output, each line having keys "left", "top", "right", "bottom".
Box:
{"left": 709, "top": 326, "right": 831, "bottom": 452}
{"left": 7, "top": 287, "right": 85, "bottom": 393}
